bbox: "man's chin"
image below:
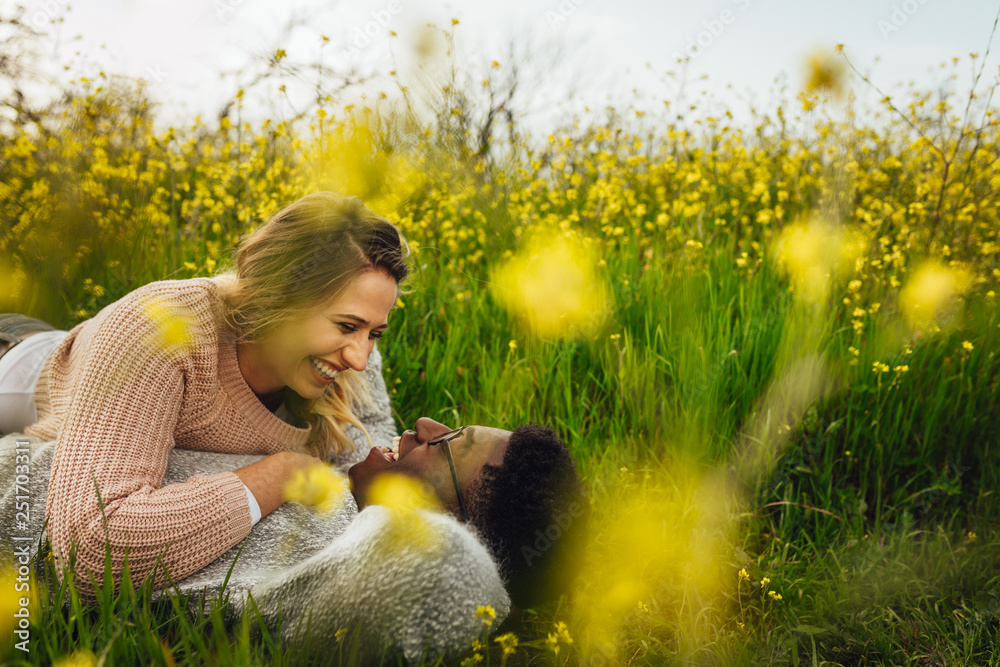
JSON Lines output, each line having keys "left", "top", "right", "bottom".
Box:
{"left": 347, "top": 447, "right": 390, "bottom": 503}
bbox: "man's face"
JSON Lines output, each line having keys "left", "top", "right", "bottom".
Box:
{"left": 348, "top": 417, "right": 510, "bottom": 516}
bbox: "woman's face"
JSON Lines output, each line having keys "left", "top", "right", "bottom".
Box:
{"left": 244, "top": 270, "right": 398, "bottom": 399}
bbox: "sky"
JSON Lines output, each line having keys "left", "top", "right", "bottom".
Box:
{"left": 15, "top": 0, "right": 1000, "bottom": 132}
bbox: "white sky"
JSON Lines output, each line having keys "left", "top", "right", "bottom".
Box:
{"left": 17, "top": 0, "right": 1000, "bottom": 133}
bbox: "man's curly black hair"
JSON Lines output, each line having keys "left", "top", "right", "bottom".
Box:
{"left": 465, "top": 424, "right": 589, "bottom": 609}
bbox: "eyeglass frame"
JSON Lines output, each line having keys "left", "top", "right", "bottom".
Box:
{"left": 426, "top": 426, "right": 469, "bottom": 522}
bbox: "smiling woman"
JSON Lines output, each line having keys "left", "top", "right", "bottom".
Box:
{"left": 3, "top": 191, "right": 410, "bottom": 601}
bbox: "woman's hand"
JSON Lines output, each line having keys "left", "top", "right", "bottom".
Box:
{"left": 233, "top": 451, "right": 325, "bottom": 519}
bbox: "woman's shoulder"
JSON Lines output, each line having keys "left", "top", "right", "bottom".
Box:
{"left": 92, "top": 278, "right": 228, "bottom": 355}
{"left": 118, "top": 277, "right": 222, "bottom": 305}
{"left": 109, "top": 278, "right": 225, "bottom": 321}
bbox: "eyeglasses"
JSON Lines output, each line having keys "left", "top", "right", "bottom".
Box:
{"left": 426, "top": 426, "right": 469, "bottom": 522}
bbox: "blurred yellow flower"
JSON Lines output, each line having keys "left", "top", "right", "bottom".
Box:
{"left": 367, "top": 473, "right": 442, "bottom": 551}
{"left": 53, "top": 651, "right": 98, "bottom": 667}
{"left": 803, "top": 48, "right": 846, "bottom": 98}
{"left": 140, "top": 294, "right": 196, "bottom": 354}
{"left": 899, "top": 261, "right": 971, "bottom": 331}
{"left": 962, "top": 341, "right": 974, "bottom": 351}
{"left": 493, "top": 231, "right": 611, "bottom": 338}
{"left": 772, "top": 218, "right": 861, "bottom": 304}
{"left": 283, "top": 462, "right": 349, "bottom": 514}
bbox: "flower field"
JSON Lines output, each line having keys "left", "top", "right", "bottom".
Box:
{"left": 2, "top": 42, "right": 1000, "bottom": 664}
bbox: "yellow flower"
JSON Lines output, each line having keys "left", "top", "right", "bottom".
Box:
{"left": 508, "top": 339, "right": 517, "bottom": 351}
{"left": 738, "top": 568, "right": 750, "bottom": 581}
{"left": 545, "top": 632, "right": 561, "bottom": 655}
{"left": 545, "top": 624, "right": 572, "bottom": 656}
{"left": 475, "top": 605, "right": 497, "bottom": 627}
{"left": 364, "top": 474, "right": 444, "bottom": 552}
{"left": 494, "top": 632, "right": 518, "bottom": 657}
{"left": 760, "top": 577, "right": 770, "bottom": 588}
{"left": 768, "top": 590, "right": 783, "bottom": 601}
{"left": 872, "top": 362, "right": 890, "bottom": 373}
{"left": 899, "top": 261, "right": 971, "bottom": 331}
{"left": 493, "top": 231, "right": 611, "bottom": 339}
{"left": 53, "top": 651, "right": 98, "bottom": 667}
{"left": 962, "top": 340, "right": 974, "bottom": 351}
{"left": 803, "top": 48, "right": 846, "bottom": 98}
{"left": 772, "top": 218, "right": 861, "bottom": 304}
{"left": 637, "top": 600, "right": 650, "bottom": 613}
{"left": 140, "top": 294, "right": 196, "bottom": 354}
{"left": 283, "top": 462, "right": 349, "bottom": 513}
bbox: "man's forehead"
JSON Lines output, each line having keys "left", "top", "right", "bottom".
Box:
{"left": 461, "top": 425, "right": 510, "bottom": 464}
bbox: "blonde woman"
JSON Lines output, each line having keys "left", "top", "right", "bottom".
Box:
{"left": 0, "top": 192, "right": 408, "bottom": 599}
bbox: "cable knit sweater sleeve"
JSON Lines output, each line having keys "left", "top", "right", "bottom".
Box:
{"left": 43, "top": 283, "right": 252, "bottom": 600}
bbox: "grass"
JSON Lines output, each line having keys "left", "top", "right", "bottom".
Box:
{"left": 2, "top": 37, "right": 1000, "bottom": 665}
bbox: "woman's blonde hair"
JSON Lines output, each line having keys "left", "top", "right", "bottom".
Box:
{"left": 215, "top": 192, "right": 410, "bottom": 460}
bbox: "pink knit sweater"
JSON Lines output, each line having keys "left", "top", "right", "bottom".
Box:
{"left": 26, "top": 278, "right": 311, "bottom": 600}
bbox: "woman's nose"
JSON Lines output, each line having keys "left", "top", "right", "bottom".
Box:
{"left": 342, "top": 338, "right": 369, "bottom": 372}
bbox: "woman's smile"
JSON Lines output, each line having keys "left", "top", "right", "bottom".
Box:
{"left": 309, "top": 356, "right": 343, "bottom": 383}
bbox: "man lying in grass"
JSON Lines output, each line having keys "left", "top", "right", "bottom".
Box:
{"left": 0, "top": 414, "right": 587, "bottom": 661}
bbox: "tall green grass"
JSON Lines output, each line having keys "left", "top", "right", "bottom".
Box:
{"left": 2, "top": 71, "right": 999, "bottom": 664}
